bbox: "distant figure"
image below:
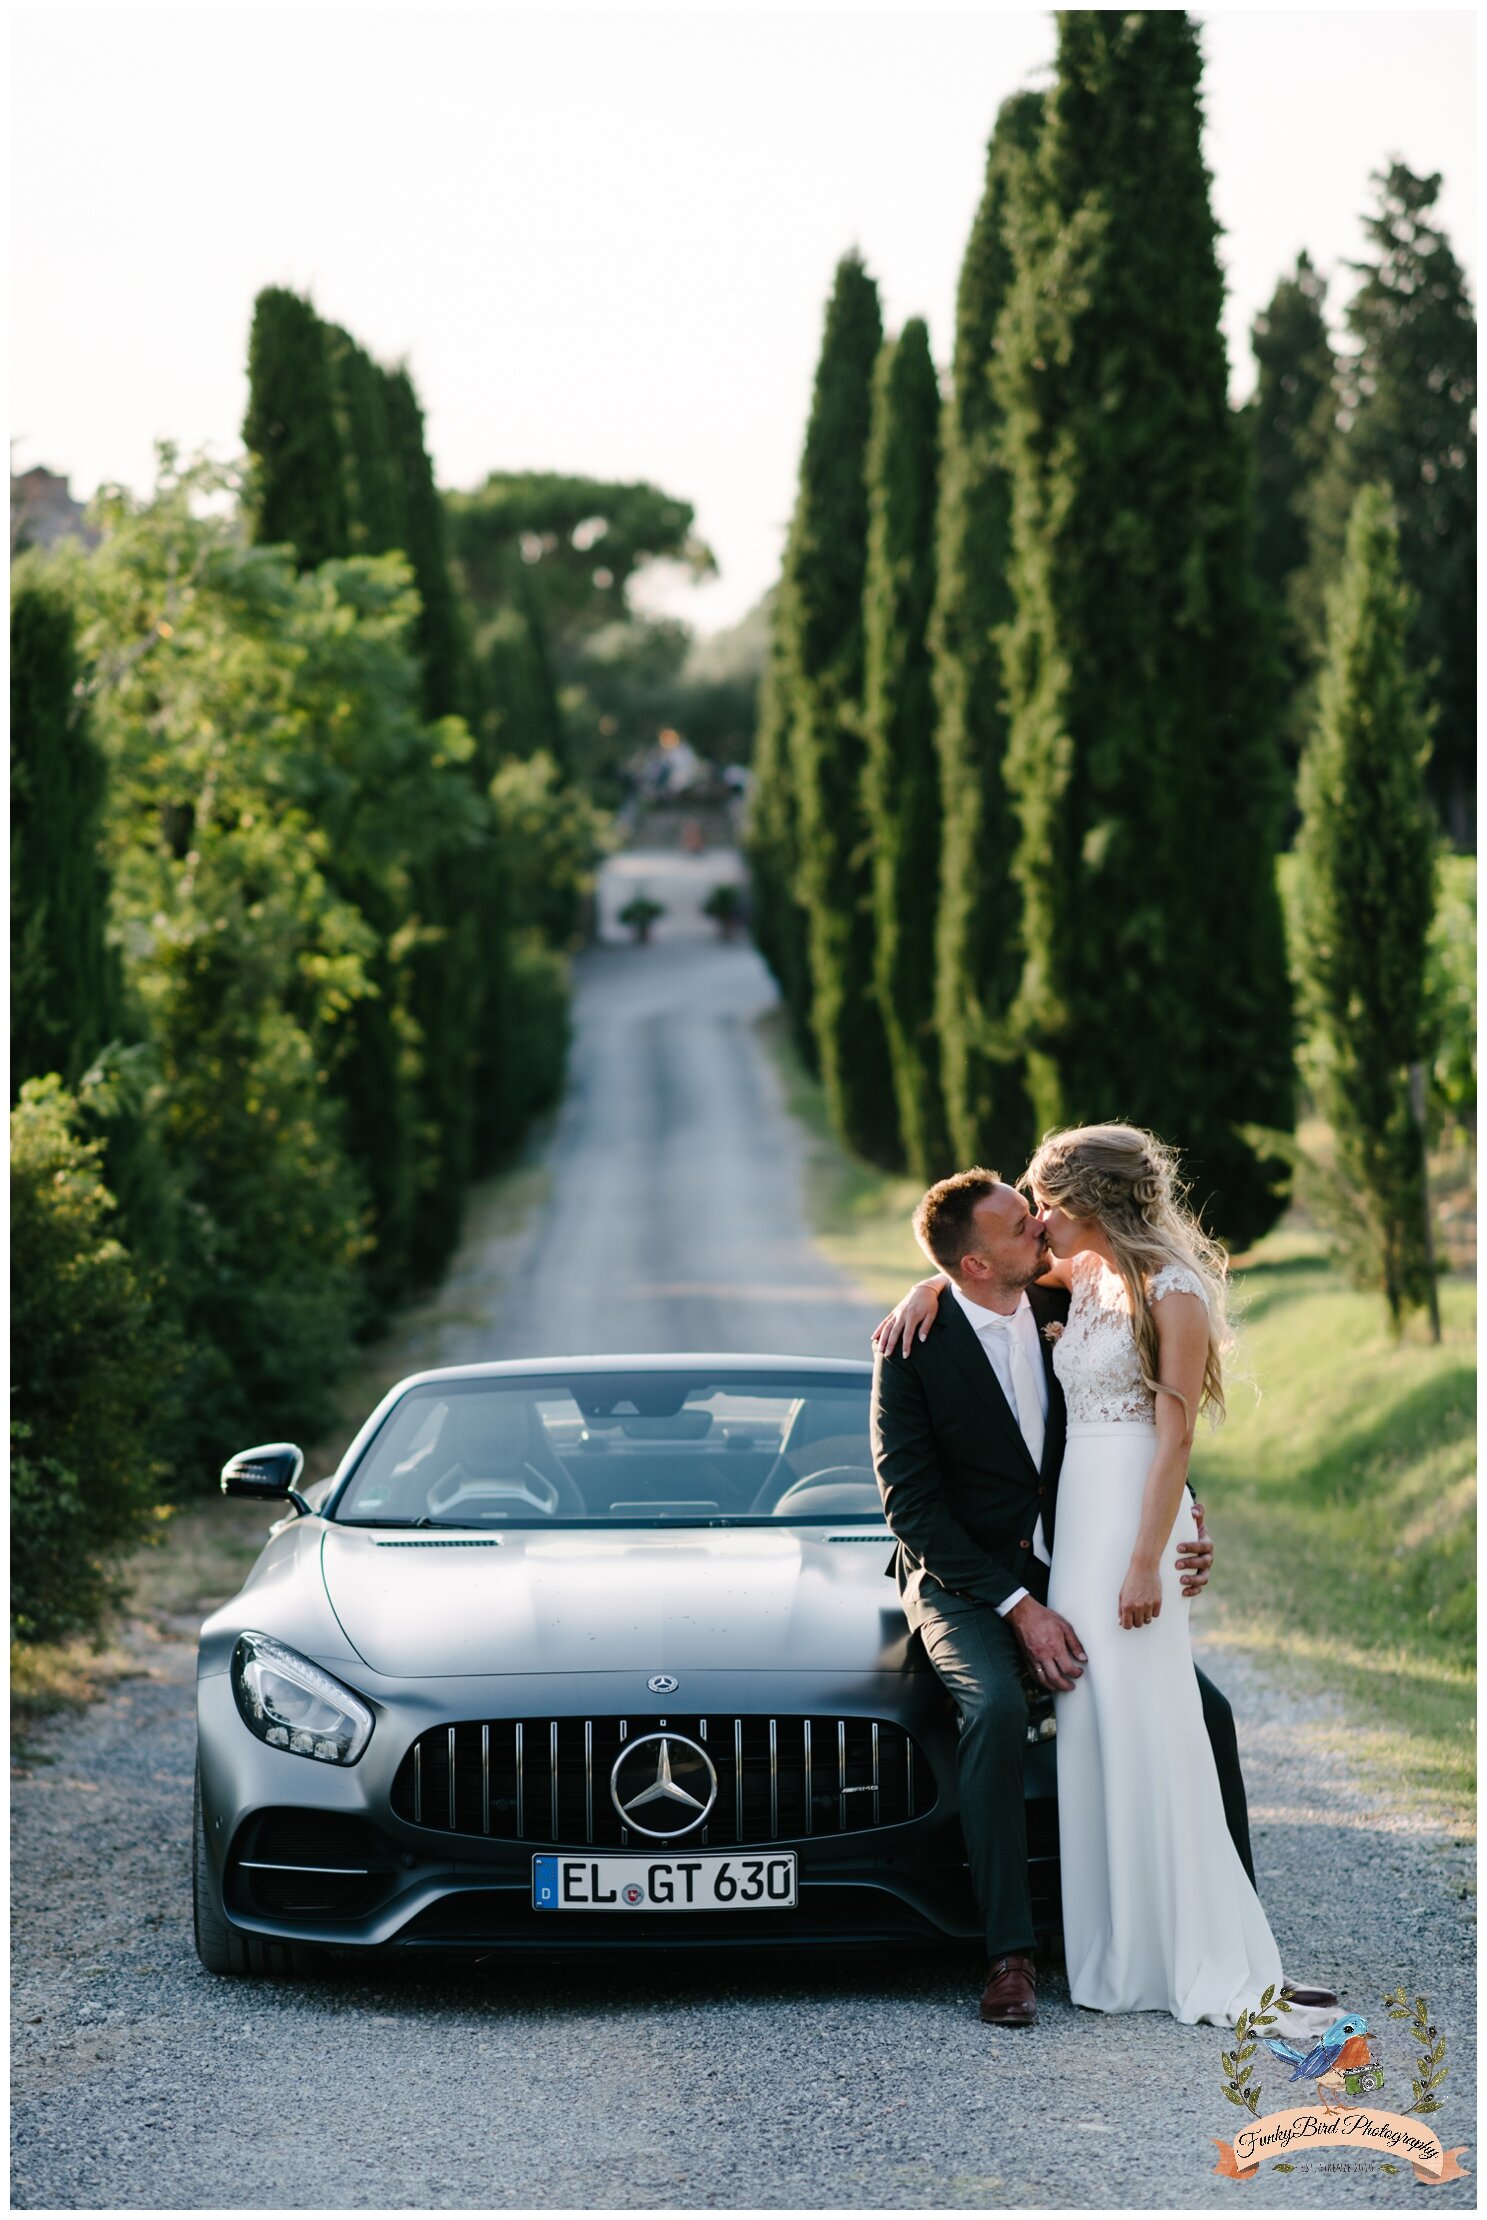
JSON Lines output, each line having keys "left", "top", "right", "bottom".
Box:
{"left": 680, "top": 817, "right": 706, "bottom": 855}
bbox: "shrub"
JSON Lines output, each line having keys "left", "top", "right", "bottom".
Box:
{"left": 10, "top": 1078, "right": 172, "bottom": 1642}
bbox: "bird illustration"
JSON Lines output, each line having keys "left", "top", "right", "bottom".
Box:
{"left": 1264, "top": 2014, "right": 1372, "bottom": 2111}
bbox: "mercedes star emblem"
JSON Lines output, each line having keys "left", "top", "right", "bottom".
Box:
{"left": 646, "top": 1674, "right": 679, "bottom": 1694}
{"left": 610, "top": 1732, "right": 718, "bottom": 1838}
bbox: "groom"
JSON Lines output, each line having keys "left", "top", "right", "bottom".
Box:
{"left": 871, "top": 1167, "right": 1312, "bottom": 2029}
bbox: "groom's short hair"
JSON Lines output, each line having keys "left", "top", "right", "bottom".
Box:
{"left": 913, "top": 1167, "right": 1003, "bottom": 1273}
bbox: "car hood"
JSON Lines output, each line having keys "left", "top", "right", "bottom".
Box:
{"left": 319, "top": 1524, "right": 900, "bottom": 1678}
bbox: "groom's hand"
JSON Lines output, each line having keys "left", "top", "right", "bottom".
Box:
{"left": 1177, "top": 1499, "right": 1214, "bottom": 1598}
{"left": 1006, "top": 1597, "right": 1087, "bottom": 1692}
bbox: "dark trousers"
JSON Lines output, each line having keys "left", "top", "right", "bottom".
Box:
{"left": 913, "top": 1586, "right": 1256, "bottom": 1959}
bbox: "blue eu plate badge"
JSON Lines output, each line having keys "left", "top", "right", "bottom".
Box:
{"left": 533, "top": 1856, "right": 560, "bottom": 1908}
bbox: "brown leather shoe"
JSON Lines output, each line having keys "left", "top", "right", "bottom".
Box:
{"left": 1281, "top": 1981, "right": 1341, "bottom": 2010}
{"left": 980, "top": 1952, "right": 1037, "bottom": 2026}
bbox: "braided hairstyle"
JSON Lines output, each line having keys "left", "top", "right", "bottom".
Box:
{"left": 1022, "top": 1122, "right": 1231, "bottom": 1425}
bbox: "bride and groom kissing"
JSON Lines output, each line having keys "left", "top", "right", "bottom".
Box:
{"left": 870, "top": 1121, "right": 1337, "bottom": 2030}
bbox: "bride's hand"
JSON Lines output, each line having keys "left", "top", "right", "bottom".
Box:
{"left": 1117, "top": 1556, "right": 1162, "bottom": 1630}
{"left": 871, "top": 1275, "right": 947, "bottom": 1359}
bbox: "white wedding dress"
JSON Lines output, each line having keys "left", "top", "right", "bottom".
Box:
{"left": 1046, "top": 1252, "right": 1282, "bottom": 2024}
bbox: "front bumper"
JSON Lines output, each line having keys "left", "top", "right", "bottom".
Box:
{"left": 196, "top": 1666, "right": 1059, "bottom": 1956}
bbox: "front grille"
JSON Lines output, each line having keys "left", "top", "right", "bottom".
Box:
{"left": 390, "top": 1715, "right": 936, "bottom": 1847}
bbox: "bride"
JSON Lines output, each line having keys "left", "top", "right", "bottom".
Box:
{"left": 875, "top": 1122, "right": 1282, "bottom": 2024}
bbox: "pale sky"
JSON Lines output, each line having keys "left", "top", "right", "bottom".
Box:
{"left": 11, "top": 6, "right": 1477, "bottom": 634}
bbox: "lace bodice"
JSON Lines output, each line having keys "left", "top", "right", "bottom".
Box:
{"left": 1052, "top": 1253, "right": 1209, "bottom": 1424}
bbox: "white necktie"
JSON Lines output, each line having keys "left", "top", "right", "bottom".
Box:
{"left": 982, "top": 1309, "right": 1046, "bottom": 1472}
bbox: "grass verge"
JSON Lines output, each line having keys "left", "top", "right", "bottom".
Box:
{"left": 1190, "top": 1228, "right": 1474, "bottom": 1839}
{"left": 760, "top": 1011, "right": 1477, "bottom": 1840}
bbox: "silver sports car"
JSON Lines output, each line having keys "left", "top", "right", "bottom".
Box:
{"left": 194, "top": 1355, "right": 1058, "bottom": 1974}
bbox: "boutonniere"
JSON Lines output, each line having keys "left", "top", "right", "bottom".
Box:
{"left": 1041, "top": 1321, "right": 1064, "bottom": 1344}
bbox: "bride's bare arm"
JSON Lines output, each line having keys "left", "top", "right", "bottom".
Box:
{"left": 1118, "top": 1290, "right": 1208, "bottom": 1630}
{"left": 871, "top": 1273, "right": 948, "bottom": 1360}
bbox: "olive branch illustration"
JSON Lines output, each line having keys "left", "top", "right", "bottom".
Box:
{"left": 1219, "top": 1982, "right": 1292, "bottom": 2116}
{"left": 1384, "top": 1985, "right": 1446, "bottom": 2116}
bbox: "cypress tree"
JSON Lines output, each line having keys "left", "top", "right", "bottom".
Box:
{"left": 931, "top": 90, "right": 1043, "bottom": 1173}
{"left": 862, "top": 318, "right": 951, "bottom": 1180}
{"left": 10, "top": 576, "right": 121, "bottom": 1092}
{"left": 382, "top": 365, "right": 471, "bottom": 724}
{"left": 1245, "top": 252, "right": 1336, "bottom": 780}
{"left": 1249, "top": 253, "right": 1336, "bottom": 610}
{"left": 1294, "top": 484, "right": 1438, "bottom": 1329}
{"left": 1302, "top": 165, "right": 1476, "bottom": 842}
{"left": 996, "top": 11, "right": 1292, "bottom": 1248}
{"left": 744, "top": 611, "right": 816, "bottom": 1066}
{"left": 242, "top": 288, "right": 349, "bottom": 568}
{"left": 379, "top": 366, "right": 482, "bottom": 1276}
{"left": 327, "top": 324, "right": 403, "bottom": 556}
{"left": 784, "top": 251, "right": 900, "bottom": 1167}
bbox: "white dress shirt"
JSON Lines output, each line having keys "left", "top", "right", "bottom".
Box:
{"left": 949, "top": 1280, "right": 1051, "bottom": 1616}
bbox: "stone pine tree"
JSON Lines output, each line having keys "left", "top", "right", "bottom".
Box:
{"left": 996, "top": 11, "right": 1292, "bottom": 1248}
{"left": 1245, "top": 252, "right": 1337, "bottom": 780}
{"left": 931, "top": 89, "right": 1043, "bottom": 1174}
{"left": 1301, "top": 165, "right": 1476, "bottom": 843}
{"left": 862, "top": 319, "right": 951, "bottom": 1181}
{"left": 10, "top": 576, "right": 122, "bottom": 1093}
{"left": 744, "top": 612, "right": 816, "bottom": 1066}
{"left": 784, "top": 251, "right": 901, "bottom": 1167}
{"left": 1294, "top": 484, "right": 1439, "bottom": 1331}
{"left": 242, "top": 288, "right": 349, "bottom": 569}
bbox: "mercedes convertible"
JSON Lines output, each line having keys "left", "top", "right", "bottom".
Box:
{"left": 194, "top": 1355, "right": 1058, "bottom": 1974}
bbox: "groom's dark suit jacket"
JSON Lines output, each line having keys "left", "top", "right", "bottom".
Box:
{"left": 871, "top": 1281, "right": 1070, "bottom": 1622}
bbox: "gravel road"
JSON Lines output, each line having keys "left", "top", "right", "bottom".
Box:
{"left": 11, "top": 854, "right": 1476, "bottom": 2210}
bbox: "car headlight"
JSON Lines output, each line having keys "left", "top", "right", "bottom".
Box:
{"left": 231, "top": 1632, "right": 373, "bottom": 1765}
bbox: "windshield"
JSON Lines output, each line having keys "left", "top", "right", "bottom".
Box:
{"left": 331, "top": 1374, "right": 882, "bottom": 1528}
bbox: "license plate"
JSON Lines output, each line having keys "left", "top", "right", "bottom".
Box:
{"left": 532, "top": 1852, "right": 797, "bottom": 1911}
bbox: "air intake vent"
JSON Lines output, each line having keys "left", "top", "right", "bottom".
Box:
{"left": 372, "top": 1537, "right": 504, "bottom": 1548}
{"left": 227, "top": 1810, "right": 396, "bottom": 1921}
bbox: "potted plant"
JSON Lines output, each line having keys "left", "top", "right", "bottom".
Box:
{"left": 618, "top": 893, "right": 666, "bottom": 945}
{"left": 702, "top": 883, "right": 746, "bottom": 941}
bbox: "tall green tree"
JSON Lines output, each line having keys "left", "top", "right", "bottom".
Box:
{"left": 1301, "top": 165, "right": 1476, "bottom": 843}
{"left": 931, "top": 89, "right": 1044, "bottom": 1173}
{"left": 326, "top": 324, "right": 403, "bottom": 556}
{"left": 10, "top": 574, "right": 122, "bottom": 1094}
{"left": 1248, "top": 252, "right": 1336, "bottom": 608}
{"left": 242, "top": 288, "right": 349, "bottom": 569}
{"left": 996, "top": 10, "right": 1292, "bottom": 1247}
{"left": 1294, "top": 485, "right": 1439, "bottom": 1331}
{"left": 381, "top": 365, "right": 470, "bottom": 724}
{"left": 744, "top": 615, "right": 815, "bottom": 1064}
{"left": 863, "top": 318, "right": 951, "bottom": 1181}
{"left": 784, "top": 251, "right": 900, "bottom": 1167}
{"left": 1245, "top": 252, "right": 1336, "bottom": 779}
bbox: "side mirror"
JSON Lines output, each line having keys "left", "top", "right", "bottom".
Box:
{"left": 221, "top": 1442, "right": 311, "bottom": 1516}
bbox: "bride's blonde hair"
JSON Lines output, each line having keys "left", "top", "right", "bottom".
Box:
{"left": 1022, "top": 1122, "right": 1232, "bottom": 1425}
